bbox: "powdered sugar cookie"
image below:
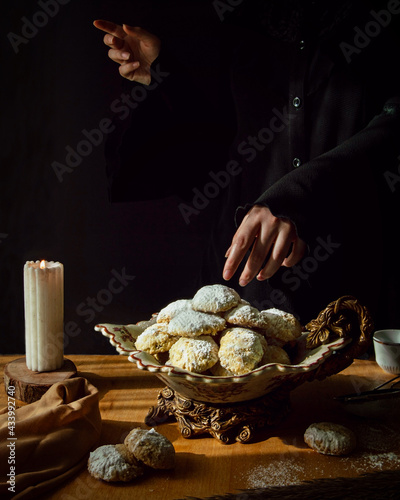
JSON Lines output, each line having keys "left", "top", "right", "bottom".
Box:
{"left": 192, "top": 284, "right": 241, "bottom": 313}
{"left": 304, "top": 422, "right": 357, "bottom": 456}
{"left": 135, "top": 324, "right": 178, "bottom": 355}
{"left": 167, "top": 309, "right": 226, "bottom": 337}
{"left": 261, "top": 308, "right": 302, "bottom": 343}
{"left": 124, "top": 428, "right": 176, "bottom": 469}
{"left": 254, "top": 330, "right": 269, "bottom": 354}
{"left": 260, "top": 345, "right": 291, "bottom": 366}
{"left": 218, "top": 328, "right": 264, "bottom": 375}
{"left": 210, "top": 361, "right": 234, "bottom": 377}
{"left": 157, "top": 299, "right": 193, "bottom": 324}
{"left": 224, "top": 303, "right": 269, "bottom": 329}
{"left": 136, "top": 314, "right": 157, "bottom": 331}
{"left": 87, "top": 444, "right": 144, "bottom": 482}
{"left": 168, "top": 335, "right": 219, "bottom": 373}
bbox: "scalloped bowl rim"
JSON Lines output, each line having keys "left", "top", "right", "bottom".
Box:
{"left": 95, "top": 322, "right": 350, "bottom": 383}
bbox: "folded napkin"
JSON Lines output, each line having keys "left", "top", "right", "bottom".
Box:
{"left": 0, "top": 377, "right": 102, "bottom": 499}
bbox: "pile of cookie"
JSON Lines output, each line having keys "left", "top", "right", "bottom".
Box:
{"left": 135, "top": 284, "right": 303, "bottom": 375}
{"left": 88, "top": 427, "right": 175, "bottom": 482}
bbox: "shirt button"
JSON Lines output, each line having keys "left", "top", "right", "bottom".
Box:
{"left": 293, "top": 157, "right": 301, "bottom": 168}
{"left": 293, "top": 96, "right": 302, "bottom": 108}
{"left": 299, "top": 40, "right": 305, "bottom": 50}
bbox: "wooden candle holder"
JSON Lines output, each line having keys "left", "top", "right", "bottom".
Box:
{"left": 3, "top": 357, "right": 77, "bottom": 404}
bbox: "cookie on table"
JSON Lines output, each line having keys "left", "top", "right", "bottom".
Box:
{"left": 218, "top": 327, "right": 264, "bottom": 375}
{"left": 224, "top": 302, "right": 269, "bottom": 329}
{"left": 87, "top": 444, "right": 144, "bottom": 482}
{"left": 192, "top": 284, "right": 241, "bottom": 313}
{"left": 124, "top": 428, "right": 176, "bottom": 469}
{"left": 304, "top": 422, "right": 357, "bottom": 456}
{"left": 156, "top": 299, "right": 193, "bottom": 324}
{"left": 261, "top": 308, "right": 302, "bottom": 343}
{"left": 167, "top": 309, "right": 226, "bottom": 337}
{"left": 135, "top": 323, "right": 178, "bottom": 355}
{"left": 168, "top": 335, "right": 219, "bottom": 373}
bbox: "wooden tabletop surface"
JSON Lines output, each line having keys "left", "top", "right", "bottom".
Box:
{"left": 1, "top": 354, "right": 400, "bottom": 499}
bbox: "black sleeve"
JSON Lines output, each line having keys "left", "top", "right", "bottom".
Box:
{"left": 242, "top": 98, "right": 400, "bottom": 244}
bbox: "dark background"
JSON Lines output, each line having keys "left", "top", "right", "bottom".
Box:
{"left": 0, "top": 0, "right": 232, "bottom": 355}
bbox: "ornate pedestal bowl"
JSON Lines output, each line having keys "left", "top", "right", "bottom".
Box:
{"left": 95, "top": 296, "right": 373, "bottom": 443}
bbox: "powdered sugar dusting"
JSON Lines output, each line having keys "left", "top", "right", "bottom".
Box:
{"left": 157, "top": 299, "right": 193, "bottom": 323}
{"left": 245, "top": 459, "right": 304, "bottom": 488}
{"left": 168, "top": 336, "right": 219, "bottom": 372}
{"left": 219, "top": 328, "right": 264, "bottom": 375}
{"left": 224, "top": 303, "right": 269, "bottom": 329}
{"left": 192, "top": 284, "right": 240, "bottom": 313}
{"left": 339, "top": 422, "right": 400, "bottom": 473}
{"left": 167, "top": 309, "right": 226, "bottom": 336}
{"left": 261, "top": 308, "right": 302, "bottom": 342}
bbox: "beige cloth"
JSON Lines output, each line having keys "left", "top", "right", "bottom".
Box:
{"left": 0, "top": 377, "right": 102, "bottom": 499}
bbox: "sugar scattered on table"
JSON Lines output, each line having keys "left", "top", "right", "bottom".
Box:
{"left": 244, "top": 459, "right": 304, "bottom": 488}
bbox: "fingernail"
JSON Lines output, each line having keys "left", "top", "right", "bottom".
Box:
{"left": 121, "top": 52, "right": 130, "bottom": 59}
{"left": 239, "top": 279, "right": 248, "bottom": 287}
{"left": 223, "top": 270, "right": 231, "bottom": 281}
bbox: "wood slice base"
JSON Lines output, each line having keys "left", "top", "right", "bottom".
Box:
{"left": 4, "top": 357, "right": 77, "bottom": 404}
{"left": 145, "top": 386, "right": 291, "bottom": 444}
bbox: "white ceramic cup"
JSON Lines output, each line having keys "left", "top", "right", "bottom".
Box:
{"left": 373, "top": 330, "right": 400, "bottom": 374}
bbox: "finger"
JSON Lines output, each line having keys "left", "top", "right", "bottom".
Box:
{"left": 93, "top": 19, "right": 126, "bottom": 39}
{"left": 282, "top": 238, "right": 307, "bottom": 267}
{"left": 223, "top": 243, "right": 242, "bottom": 281}
{"left": 257, "top": 231, "right": 293, "bottom": 281}
{"left": 104, "top": 34, "right": 125, "bottom": 50}
{"left": 223, "top": 225, "right": 259, "bottom": 281}
{"left": 118, "top": 61, "right": 141, "bottom": 80}
{"left": 108, "top": 48, "right": 133, "bottom": 64}
{"left": 239, "top": 231, "right": 276, "bottom": 286}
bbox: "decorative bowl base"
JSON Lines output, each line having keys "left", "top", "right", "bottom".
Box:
{"left": 145, "top": 386, "right": 291, "bottom": 443}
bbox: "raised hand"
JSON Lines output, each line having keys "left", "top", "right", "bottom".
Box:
{"left": 223, "top": 205, "right": 307, "bottom": 286}
{"left": 93, "top": 19, "right": 161, "bottom": 85}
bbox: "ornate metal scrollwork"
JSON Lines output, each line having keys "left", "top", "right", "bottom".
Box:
{"left": 145, "top": 387, "right": 291, "bottom": 443}
{"left": 306, "top": 295, "right": 373, "bottom": 353}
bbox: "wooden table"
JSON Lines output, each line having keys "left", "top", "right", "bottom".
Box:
{"left": 1, "top": 354, "right": 400, "bottom": 499}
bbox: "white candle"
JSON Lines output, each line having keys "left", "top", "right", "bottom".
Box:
{"left": 24, "top": 260, "right": 64, "bottom": 372}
